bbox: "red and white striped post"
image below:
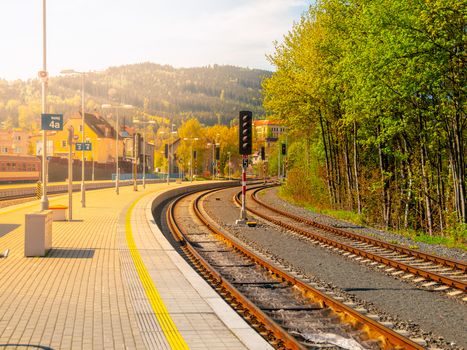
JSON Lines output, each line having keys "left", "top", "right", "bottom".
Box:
{"left": 240, "top": 155, "right": 248, "bottom": 220}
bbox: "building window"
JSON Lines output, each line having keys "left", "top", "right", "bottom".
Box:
{"left": 14, "top": 147, "right": 22, "bottom": 154}
{"left": 14, "top": 135, "right": 21, "bottom": 141}
{"left": 1, "top": 147, "right": 7, "bottom": 153}
{"left": 62, "top": 140, "right": 67, "bottom": 148}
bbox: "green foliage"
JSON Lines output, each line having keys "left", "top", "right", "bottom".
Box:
{"left": 263, "top": 0, "right": 467, "bottom": 238}
{"left": 0, "top": 63, "right": 269, "bottom": 130}
{"left": 445, "top": 222, "right": 467, "bottom": 245}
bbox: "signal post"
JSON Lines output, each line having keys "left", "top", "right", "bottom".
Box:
{"left": 236, "top": 111, "right": 253, "bottom": 225}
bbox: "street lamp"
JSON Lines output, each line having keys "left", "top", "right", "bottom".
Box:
{"left": 101, "top": 103, "right": 133, "bottom": 194}
{"left": 39, "top": 0, "right": 49, "bottom": 211}
{"left": 183, "top": 137, "right": 199, "bottom": 182}
{"left": 133, "top": 116, "right": 156, "bottom": 189}
{"left": 61, "top": 69, "right": 86, "bottom": 207}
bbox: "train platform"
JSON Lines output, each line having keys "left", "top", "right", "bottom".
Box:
{"left": 0, "top": 182, "right": 270, "bottom": 349}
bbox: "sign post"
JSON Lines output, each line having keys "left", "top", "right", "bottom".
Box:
{"left": 240, "top": 155, "right": 248, "bottom": 220}
{"left": 40, "top": 113, "right": 63, "bottom": 211}
{"left": 68, "top": 126, "right": 74, "bottom": 221}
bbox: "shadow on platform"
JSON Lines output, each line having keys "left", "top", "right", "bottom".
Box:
{"left": 0, "top": 224, "right": 21, "bottom": 238}
{"left": 0, "top": 345, "right": 54, "bottom": 349}
{"left": 47, "top": 248, "right": 95, "bottom": 258}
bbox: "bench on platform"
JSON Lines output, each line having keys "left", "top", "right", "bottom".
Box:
{"left": 49, "top": 205, "right": 68, "bottom": 221}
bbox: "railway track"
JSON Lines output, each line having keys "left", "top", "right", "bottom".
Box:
{"left": 240, "top": 185, "right": 466, "bottom": 296}
{"left": 0, "top": 179, "right": 163, "bottom": 208}
{"left": 167, "top": 185, "right": 425, "bottom": 349}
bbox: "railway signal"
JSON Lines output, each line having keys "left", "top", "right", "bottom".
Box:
{"left": 237, "top": 111, "right": 256, "bottom": 226}
{"left": 281, "top": 143, "right": 287, "bottom": 155}
{"left": 239, "top": 111, "right": 252, "bottom": 155}
{"left": 260, "top": 146, "right": 265, "bottom": 161}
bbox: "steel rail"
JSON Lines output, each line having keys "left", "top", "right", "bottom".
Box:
{"left": 252, "top": 187, "right": 466, "bottom": 272}
{"left": 169, "top": 186, "right": 424, "bottom": 350}
{"left": 167, "top": 188, "right": 304, "bottom": 350}
{"left": 241, "top": 188, "right": 466, "bottom": 292}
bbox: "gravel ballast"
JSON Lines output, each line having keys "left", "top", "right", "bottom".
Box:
{"left": 262, "top": 187, "right": 466, "bottom": 262}
{"left": 202, "top": 186, "right": 467, "bottom": 349}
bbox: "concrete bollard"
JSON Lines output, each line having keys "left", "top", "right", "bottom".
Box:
{"left": 25, "top": 210, "right": 52, "bottom": 257}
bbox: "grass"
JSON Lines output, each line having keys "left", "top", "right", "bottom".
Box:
{"left": 399, "top": 229, "right": 467, "bottom": 251}
{"left": 278, "top": 187, "right": 366, "bottom": 225}
{"left": 277, "top": 187, "right": 467, "bottom": 251}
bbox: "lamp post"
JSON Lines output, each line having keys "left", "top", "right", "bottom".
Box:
{"left": 213, "top": 133, "right": 220, "bottom": 180}
{"left": 227, "top": 151, "right": 231, "bottom": 180}
{"left": 39, "top": 0, "right": 49, "bottom": 211}
{"left": 61, "top": 69, "right": 87, "bottom": 207}
{"left": 183, "top": 137, "right": 199, "bottom": 182}
{"left": 159, "top": 131, "right": 167, "bottom": 183}
{"left": 169, "top": 124, "right": 177, "bottom": 184}
{"left": 207, "top": 142, "right": 213, "bottom": 179}
{"left": 102, "top": 103, "right": 133, "bottom": 194}
{"left": 133, "top": 116, "right": 156, "bottom": 189}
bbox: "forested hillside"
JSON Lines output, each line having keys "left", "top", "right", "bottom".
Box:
{"left": 0, "top": 63, "right": 269, "bottom": 129}
{"left": 263, "top": 0, "right": 465, "bottom": 237}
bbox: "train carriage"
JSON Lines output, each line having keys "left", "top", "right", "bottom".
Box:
{"left": 0, "top": 155, "right": 41, "bottom": 183}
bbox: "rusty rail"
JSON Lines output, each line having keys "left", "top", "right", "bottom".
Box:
{"left": 167, "top": 188, "right": 304, "bottom": 350}
{"left": 241, "top": 187, "right": 466, "bottom": 292}
{"left": 168, "top": 187, "right": 425, "bottom": 350}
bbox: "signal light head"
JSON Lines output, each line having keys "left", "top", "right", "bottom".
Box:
{"left": 239, "top": 111, "right": 253, "bottom": 155}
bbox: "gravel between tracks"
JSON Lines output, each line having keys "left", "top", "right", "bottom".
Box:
{"left": 262, "top": 187, "right": 466, "bottom": 262}
{"left": 202, "top": 187, "right": 467, "bottom": 350}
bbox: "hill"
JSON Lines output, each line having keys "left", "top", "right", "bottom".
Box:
{"left": 0, "top": 62, "right": 271, "bottom": 129}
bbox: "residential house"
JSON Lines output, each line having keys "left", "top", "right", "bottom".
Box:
{"left": 253, "top": 119, "right": 286, "bottom": 143}
{"left": 0, "top": 129, "right": 31, "bottom": 155}
{"left": 250, "top": 119, "right": 287, "bottom": 165}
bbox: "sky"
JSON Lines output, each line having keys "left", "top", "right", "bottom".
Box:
{"left": 0, "top": 0, "right": 309, "bottom": 81}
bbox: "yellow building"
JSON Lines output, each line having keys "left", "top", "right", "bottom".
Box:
{"left": 253, "top": 119, "right": 286, "bottom": 142}
{"left": 32, "top": 112, "right": 122, "bottom": 164}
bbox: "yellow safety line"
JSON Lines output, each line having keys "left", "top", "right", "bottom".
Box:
{"left": 125, "top": 197, "right": 189, "bottom": 350}
{"left": 0, "top": 202, "right": 38, "bottom": 217}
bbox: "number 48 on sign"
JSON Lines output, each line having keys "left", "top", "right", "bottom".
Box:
{"left": 41, "top": 114, "right": 63, "bottom": 131}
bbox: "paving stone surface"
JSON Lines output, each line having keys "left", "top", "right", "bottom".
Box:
{"left": 0, "top": 183, "right": 267, "bottom": 350}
